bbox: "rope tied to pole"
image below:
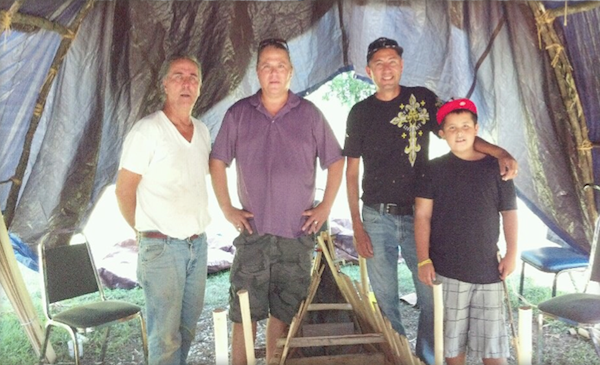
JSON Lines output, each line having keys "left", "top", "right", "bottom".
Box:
{"left": 0, "top": 176, "right": 21, "bottom": 186}
{"left": 1, "top": 10, "right": 13, "bottom": 34}
{"left": 536, "top": 9, "right": 556, "bottom": 25}
{"left": 533, "top": 10, "right": 555, "bottom": 50}
{"left": 1, "top": 11, "right": 13, "bottom": 50}
{"left": 33, "top": 103, "right": 44, "bottom": 117}
{"left": 1, "top": 0, "right": 24, "bottom": 45}
{"left": 578, "top": 140, "right": 593, "bottom": 152}
{"left": 63, "top": 29, "right": 75, "bottom": 40}
{"left": 545, "top": 43, "right": 564, "bottom": 68}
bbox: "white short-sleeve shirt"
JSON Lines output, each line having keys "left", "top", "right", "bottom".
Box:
{"left": 119, "top": 110, "right": 211, "bottom": 239}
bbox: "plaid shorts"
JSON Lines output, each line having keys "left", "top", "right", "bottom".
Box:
{"left": 228, "top": 232, "right": 314, "bottom": 325}
{"left": 437, "top": 274, "right": 510, "bottom": 359}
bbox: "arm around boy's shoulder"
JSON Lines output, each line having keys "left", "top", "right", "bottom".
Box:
{"left": 491, "top": 155, "right": 518, "bottom": 211}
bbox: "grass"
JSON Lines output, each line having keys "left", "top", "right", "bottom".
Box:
{"left": 0, "top": 271, "right": 231, "bottom": 365}
{"left": 0, "top": 288, "right": 147, "bottom": 364}
{"left": 2, "top": 264, "right": 599, "bottom": 364}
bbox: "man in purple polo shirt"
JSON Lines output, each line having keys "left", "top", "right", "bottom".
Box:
{"left": 209, "top": 38, "right": 344, "bottom": 365}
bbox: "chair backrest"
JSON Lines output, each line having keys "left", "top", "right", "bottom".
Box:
{"left": 41, "top": 241, "right": 102, "bottom": 305}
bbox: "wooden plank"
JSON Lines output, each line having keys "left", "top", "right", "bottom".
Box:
{"left": 284, "top": 352, "right": 386, "bottom": 365}
{"left": 0, "top": 210, "right": 56, "bottom": 362}
{"left": 307, "top": 303, "right": 353, "bottom": 311}
{"left": 280, "top": 312, "right": 301, "bottom": 364}
{"left": 277, "top": 333, "right": 385, "bottom": 348}
{"left": 280, "top": 262, "right": 325, "bottom": 364}
{"left": 301, "top": 322, "right": 354, "bottom": 337}
{"left": 312, "top": 250, "right": 322, "bottom": 275}
{"left": 359, "top": 255, "right": 369, "bottom": 294}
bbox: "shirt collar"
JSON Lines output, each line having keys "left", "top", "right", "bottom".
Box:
{"left": 249, "top": 90, "right": 301, "bottom": 118}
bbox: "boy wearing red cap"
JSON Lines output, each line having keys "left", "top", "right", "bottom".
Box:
{"left": 414, "top": 98, "right": 518, "bottom": 365}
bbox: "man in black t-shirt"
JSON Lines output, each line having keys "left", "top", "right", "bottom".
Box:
{"left": 343, "top": 37, "right": 518, "bottom": 365}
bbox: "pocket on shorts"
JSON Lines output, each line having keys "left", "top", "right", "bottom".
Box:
{"left": 298, "top": 235, "right": 316, "bottom": 249}
{"left": 232, "top": 231, "right": 262, "bottom": 248}
{"left": 139, "top": 239, "right": 166, "bottom": 263}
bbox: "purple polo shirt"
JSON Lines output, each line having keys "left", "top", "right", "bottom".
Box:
{"left": 211, "top": 90, "right": 343, "bottom": 239}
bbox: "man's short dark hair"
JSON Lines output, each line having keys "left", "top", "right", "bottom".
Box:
{"left": 367, "top": 37, "right": 404, "bottom": 63}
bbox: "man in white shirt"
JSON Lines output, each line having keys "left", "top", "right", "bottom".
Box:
{"left": 116, "top": 55, "right": 211, "bottom": 365}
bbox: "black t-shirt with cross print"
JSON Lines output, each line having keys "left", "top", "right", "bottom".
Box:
{"left": 343, "top": 86, "right": 441, "bottom": 206}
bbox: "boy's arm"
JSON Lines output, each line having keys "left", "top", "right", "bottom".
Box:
{"left": 499, "top": 209, "right": 519, "bottom": 280}
{"left": 415, "top": 197, "right": 436, "bottom": 286}
{"left": 473, "top": 137, "right": 518, "bottom": 181}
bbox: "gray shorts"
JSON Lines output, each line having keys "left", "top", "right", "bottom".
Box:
{"left": 228, "top": 232, "right": 314, "bottom": 325}
{"left": 437, "top": 274, "right": 510, "bottom": 359}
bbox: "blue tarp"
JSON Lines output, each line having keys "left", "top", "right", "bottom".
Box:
{"left": 1, "top": 0, "right": 599, "bottom": 253}
{"left": 9, "top": 232, "right": 38, "bottom": 272}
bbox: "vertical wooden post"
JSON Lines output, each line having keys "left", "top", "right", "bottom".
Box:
{"left": 237, "top": 290, "right": 256, "bottom": 365}
{"left": 433, "top": 282, "right": 444, "bottom": 365}
{"left": 518, "top": 306, "right": 533, "bottom": 365}
{"left": 212, "top": 308, "right": 228, "bottom": 365}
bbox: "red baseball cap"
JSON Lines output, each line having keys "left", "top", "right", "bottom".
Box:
{"left": 436, "top": 98, "right": 478, "bottom": 125}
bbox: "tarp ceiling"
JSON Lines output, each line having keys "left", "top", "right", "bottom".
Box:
{"left": 1, "top": 0, "right": 599, "bottom": 253}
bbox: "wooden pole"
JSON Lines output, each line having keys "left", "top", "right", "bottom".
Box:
{"left": 212, "top": 308, "right": 228, "bottom": 365}
{"left": 529, "top": 1, "right": 598, "bottom": 248}
{"left": 237, "top": 290, "right": 256, "bottom": 365}
{"left": 537, "top": 314, "right": 544, "bottom": 364}
{"left": 498, "top": 252, "right": 520, "bottom": 360}
{"left": 545, "top": 1, "right": 600, "bottom": 19}
{"left": 359, "top": 255, "right": 369, "bottom": 294}
{"left": 3, "top": 0, "right": 96, "bottom": 227}
{"left": 433, "top": 282, "right": 444, "bottom": 365}
{"left": 0, "top": 210, "right": 56, "bottom": 362}
{"left": 518, "top": 306, "right": 533, "bottom": 365}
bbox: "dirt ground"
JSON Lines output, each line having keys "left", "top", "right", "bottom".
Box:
{"left": 99, "top": 300, "right": 599, "bottom": 365}
{"left": 7, "top": 262, "right": 599, "bottom": 364}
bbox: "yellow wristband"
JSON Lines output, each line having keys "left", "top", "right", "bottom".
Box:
{"left": 418, "top": 258, "right": 432, "bottom": 268}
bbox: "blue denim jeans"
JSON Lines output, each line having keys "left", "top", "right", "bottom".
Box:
{"left": 362, "top": 205, "right": 434, "bottom": 365}
{"left": 137, "top": 233, "right": 208, "bottom": 365}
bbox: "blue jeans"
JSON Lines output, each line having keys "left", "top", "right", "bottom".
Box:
{"left": 137, "top": 233, "right": 208, "bottom": 365}
{"left": 362, "top": 205, "right": 434, "bottom": 365}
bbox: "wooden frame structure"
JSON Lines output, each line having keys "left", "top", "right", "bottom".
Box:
{"left": 270, "top": 232, "right": 425, "bottom": 365}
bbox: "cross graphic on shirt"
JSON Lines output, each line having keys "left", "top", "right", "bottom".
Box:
{"left": 390, "top": 94, "right": 430, "bottom": 166}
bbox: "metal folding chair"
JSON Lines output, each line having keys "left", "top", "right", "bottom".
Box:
{"left": 519, "top": 246, "right": 588, "bottom": 298}
{"left": 38, "top": 238, "right": 148, "bottom": 364}
{"left": 536, "top": 196, "right": 600, "bottom": 363}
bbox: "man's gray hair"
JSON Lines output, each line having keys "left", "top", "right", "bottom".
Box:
{"left": 157, "top": 55, "right": 202, "bottom": 101}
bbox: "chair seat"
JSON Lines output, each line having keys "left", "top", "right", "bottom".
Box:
{"left": 53, "top": 300, "right": 141, "bottom": 328}
{"left": 538, "top": 293, "right": 600, "bottom": 326}
{"left": 521, "top": 247, "right": 589, "bottom": 272}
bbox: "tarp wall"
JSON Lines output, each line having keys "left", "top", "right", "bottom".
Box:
{"left": 1, "top": 0, "right": 599, "bottom": 253}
